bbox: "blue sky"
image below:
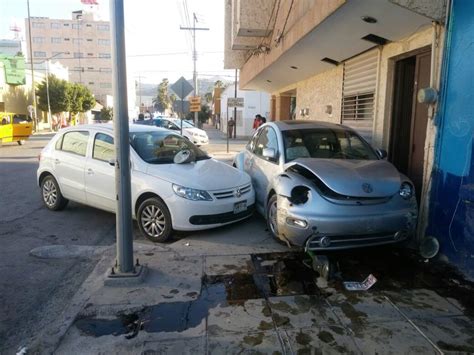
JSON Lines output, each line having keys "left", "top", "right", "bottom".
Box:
{"left": 0, "top": 0, "right": 232, "bottom": 83}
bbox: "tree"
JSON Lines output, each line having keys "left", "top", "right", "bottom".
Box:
{"left": 214, "top": 80, "right": 224, "bottom": 88}
{"left": 99, "top": 106, "right": 113, "bottom": 121}
{"left": 169, "top": 93, "right": 177, "bottom": 114}
{"left": 153, "top": 78, "right": 171, "bottom": 113}
{"left": 187, "top": 104, "right": 211, "bottom": 124}
{"left": 67, "top": 83, "right": 95, "bottom": 115}
{"left": 204, "top": 92, "right": 213, "bottom": 103}
{"left": 36, "top": 75, "right": 69, "bottom": 114}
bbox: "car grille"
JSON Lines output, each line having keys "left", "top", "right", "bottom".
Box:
{"left": 189, "top": 204, "right": 255, "bottom": 225}
{"left": 305, "top": 231, "right": 409, "bottom": 251}
{"left": 212, "top": 184, "right": 252, "bottom": 199}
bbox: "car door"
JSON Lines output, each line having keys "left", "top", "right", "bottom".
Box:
{"left": 250, "top": 126, "right": 282, "bottom": 212}
{"left": 53, "top": 130, "right": 89, "bottom": 203}
{"left": 84, "top": 132, "right": 116, "bottom": 211}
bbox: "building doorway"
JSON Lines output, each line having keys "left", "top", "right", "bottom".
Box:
{"left": 389, "top": 49, "right": 431, "bottom": 202}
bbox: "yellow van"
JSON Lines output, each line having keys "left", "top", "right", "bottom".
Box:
{"left": 0, "top": 112, "right": 33, "bottom": 145}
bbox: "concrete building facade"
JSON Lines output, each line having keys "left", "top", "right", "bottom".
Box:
{"left": 224, "top": 0, "right": 447, "bottom": 254}
{"left": 25, "top": 10, "right": 112, "bottom": 103}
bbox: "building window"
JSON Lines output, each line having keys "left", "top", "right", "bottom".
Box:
{"left": 100, "top": 82, "right": 112, "bottom": 88}
{"left": 100, "top": 68, "right": 112, "bottom": 73}
{"left": 99, "top": 53, "right": 111, "bottom": 59}
{"left": 88, "top": 82, "right": 95, "bottom": 85}
{"left": 72, "top": 24, "right": 82, "bottom": 29}
{"left": 86, "top": 24, "right": 92, "bottom": 27}
{"left": 33, "top": 37, "right": 45, "bottom": 43}
{"left": 63, "top": 23, "right": 70, "bottom": 27}
{"left": 33, "top": 51, "right": 46, "bottom": 58}
{"left": 97, "top": 24, "right": 110, "bottom": 31}
{"left": 50, "top": 22, "right": 60, "bottom": 29}
{"left": 86, "top": 39, "right": 93, "bottom": 42}
{"left": 73, "top": 38, "right": 83, "bottom": 44}
{"left": 73, "top": 52, "right": 84, "bottom": 58}
{"left": 32, "top": 22, "right": 45, "bottom": 28}
{"left": 342, "top": 93, "right": 375, "bottom": 120}
{"left": 52, "top": 51, "right": 64, "bottom": 58}
{"left": 73, "top": 67, "right": 84, "bottom": 72}
{"left": 87, "top": 67, "right": 94, "bottom": 70}
{"left": 51, "top": 37, "right": 61, "bottom": 44}
{"left": 64, "top": 38, "right": 70, "bottom": 41}
{"left": 87, "top": 53, "right": 94, "bottom": 56}
{"left": 98, "top": 39, "right": 110, "bottom": 46}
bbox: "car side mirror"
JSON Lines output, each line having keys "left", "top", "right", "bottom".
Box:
{"left": 262, "top": 148, "right": 277, "bottom": 161}
{"left": 377, "top": 149, "right": 387, "bottom": 159}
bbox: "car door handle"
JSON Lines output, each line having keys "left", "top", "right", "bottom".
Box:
{"left": 87, "top": 168, "right": 94, "bottom": 175}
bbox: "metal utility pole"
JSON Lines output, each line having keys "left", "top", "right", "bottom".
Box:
{"left": 233, "top": 69, "right": 238, "bottom": 141}
{"left": 26, "top": 0, "right": 38, "bottom": 131}
{"left": 180, "top": 13, "right": 209, "bottom": 127}
{"left": 110, "top": 0, "right": 134, "bottom": 274}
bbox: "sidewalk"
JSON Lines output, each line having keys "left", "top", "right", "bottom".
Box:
{"left": 27, "top": 235, "right": 474, "bottom": 354}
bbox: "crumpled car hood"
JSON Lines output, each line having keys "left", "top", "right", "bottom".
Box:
{"left": 146, "top": 158, "right": 250, "bottom": 191}
{"left": 285, "top": 158, "right": 402, "bottom": 198}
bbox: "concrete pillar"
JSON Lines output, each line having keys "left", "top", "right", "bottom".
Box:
{"left": 275, "top": 95, "right": 291, "bottom": 121}
{"left": 270, "top": 95, "right": 276, "bottom": 121}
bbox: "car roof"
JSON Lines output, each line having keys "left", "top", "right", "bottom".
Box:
{"left": 271, "top": 120, "right": 353, "bottom": 131}
{"left": 59, "top": 123, "right": 170, "bottom": 134}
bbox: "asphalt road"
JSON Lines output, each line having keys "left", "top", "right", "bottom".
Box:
{"left": 0, "top": 128, "right": 252, "bottom": 353}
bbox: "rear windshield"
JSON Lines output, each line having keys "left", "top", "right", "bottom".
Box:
{"left": 130, "top": 131, "right": 209, "bottom": 164}
{"left": 283, "top": 128, "right": 378, "bottom": 162}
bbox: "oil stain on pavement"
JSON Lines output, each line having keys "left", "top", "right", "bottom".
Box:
{"left": 73, "top": 248, "right": 474, "bottom": 353}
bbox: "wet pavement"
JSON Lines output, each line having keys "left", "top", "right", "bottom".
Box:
{"left": 50, "top": 244, "right": 474, "bottom": 354}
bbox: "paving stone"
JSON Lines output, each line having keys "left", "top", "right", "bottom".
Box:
{"left": 207, "top": 329, "right": 283, "bottom": 354}
{"left": 204, "top": 255, "right": 253, "bottom": 276}
{"left": 268, "top": 295, "right": 341, "bottom": 329}
{"left": 207, "top": 298, "right": 273, "bottom": 334}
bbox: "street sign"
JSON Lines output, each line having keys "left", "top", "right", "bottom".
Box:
{"left": 227, "top": 97, "right": 244, "bottom": 108}
{"left": 190, "top": 96, "right": 201, "bottom": 112}
{"left": 171, "top": 76, "right": 194, "bottom": 100}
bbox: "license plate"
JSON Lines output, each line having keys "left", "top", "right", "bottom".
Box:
{"left": 233, "top": 201, "right": 247, "bottom": 214}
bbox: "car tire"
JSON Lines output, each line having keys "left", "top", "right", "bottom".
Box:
{"left": 137, "top": 197, "right": 172, "bottom": 243}
{"left": 266, "top": 194, "right": 281, "bottom": 241}
{"left": 41, "top": 175, "right": 68, "bottom": 211}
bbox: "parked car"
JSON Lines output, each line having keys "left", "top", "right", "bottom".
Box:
{"left": 37, "top": 124, "right": 254, "bottom": 242}
{"left": 0, "top": 112, "right": 33, "bottom": 146}
{"left": 234, "top": 120, "right": 418, "bottom": 251}
{"left": 137, "top": 117, "right": 209, "bottom": 146}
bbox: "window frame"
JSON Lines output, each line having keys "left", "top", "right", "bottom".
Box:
{"left": 92, "top": 132, "right": 114, "bottom": 162}
{"left": 58, "top": 130, "right": 90, "bottom": 157}
{"left": 253, "top": 126, "right": 279, "bottom": 164}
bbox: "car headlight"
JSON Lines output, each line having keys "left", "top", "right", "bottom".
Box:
{"left": 399, "top": 182, "right": 413, "bottom": 200}
{"left": 172, "top": 184, "right": 213, "bottom": 201}
{"left": 192, "top": 132, "right": 199, "bottom": 137}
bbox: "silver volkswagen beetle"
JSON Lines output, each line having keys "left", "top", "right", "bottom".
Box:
{"left": 234, "top": 121, "right": 418, "bottom": 252}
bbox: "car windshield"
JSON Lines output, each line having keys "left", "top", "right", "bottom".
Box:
{"left": 130, "top": 131, "right": 209, "bottom": 164}
{"left": 173, "top": 119, "right": 194, "bottom": 128}
{"left": 282, "top": 128, "right": 378, "bottom": 162}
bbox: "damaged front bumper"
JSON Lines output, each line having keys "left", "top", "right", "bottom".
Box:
{"left": 276, "top": 194, "right": 418, "bottom": 251}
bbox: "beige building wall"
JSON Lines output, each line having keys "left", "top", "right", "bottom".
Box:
{"left": 25, "top": 11, "right": 112, "bottom": 103}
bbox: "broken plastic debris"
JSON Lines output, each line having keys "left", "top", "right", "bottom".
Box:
{"left": 343, "top": 274, "right": 377, "bottom": 291}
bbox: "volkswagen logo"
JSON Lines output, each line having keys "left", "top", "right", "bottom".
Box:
{"left": 320, "top": 236, "right": 331, "bottom": 248}
{"left": 234, "top": 188, "right": 242, "bottom": 198}
{"left": 362, "top": 183, "right": 373, "bottom": 193}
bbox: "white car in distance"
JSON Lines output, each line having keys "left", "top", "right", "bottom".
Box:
{"left": 37, "top": 124, "right": 254, "bottom": 242}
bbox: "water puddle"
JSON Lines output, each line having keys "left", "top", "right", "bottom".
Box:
{"left": 73, "top": 249, "right": 474, "bottom": 339}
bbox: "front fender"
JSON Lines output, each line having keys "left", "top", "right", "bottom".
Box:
{"left": 272, "top": 171, "right": 313, "bottom": 198}
{"left": 233, "top": 152, "right": 245, "bottom": 170}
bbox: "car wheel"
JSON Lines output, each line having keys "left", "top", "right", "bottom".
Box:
{"left": 266, "top": 194, "right": 281, "bottom": 240}
{"left": 137, "top": 197, "right": 172, "bottom": 243}
{"left": 41, "top": 175, "right": 68, "bottom": 211}
{"left": 17, "top": 140, "right": 25, "bottom": 146}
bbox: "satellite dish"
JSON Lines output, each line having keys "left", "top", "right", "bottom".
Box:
{"left": 173, "top": 149, "right": 194, "bottom": 164}
{"left": 419, "top": 236, "right": 440, "bottom": 259}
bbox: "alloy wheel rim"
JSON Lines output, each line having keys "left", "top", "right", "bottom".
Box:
{"left": 43, "top": 180, "right": 57, "bottom": 207}
{"left": 141, "top": 205, "right": 166, "bottom": 238}
{"left": 268, "top": 200, "right": 278, "bottom": 235}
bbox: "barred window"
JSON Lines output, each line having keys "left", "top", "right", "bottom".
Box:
{"left": 341, "top": 93, "right": 374, "bottom": 121}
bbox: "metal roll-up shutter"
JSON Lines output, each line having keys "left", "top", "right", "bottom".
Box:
{"left": 341, "top": 49, "right": 379, "bottom": 142}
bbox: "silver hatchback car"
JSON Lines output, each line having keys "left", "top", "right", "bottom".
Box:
{"left": 234, "top": 121, "right": 418, "bottom": 252}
